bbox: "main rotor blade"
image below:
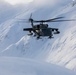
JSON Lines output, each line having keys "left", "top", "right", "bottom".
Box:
{"left": 33, "top": 17, "right": 64, "bottom": 22}
{"left": 17, "top": 21, "right": 29, "bottom": 23}
{"left": 50, "top": 19, "right": 76, "bottom": 22}
{"left": 17, "top": 19, "right": 28, "bottom": 20}
{"left": 46, "top": 17, "right": 64, "bottom": 22}
{"left": 14, "top": 17, "right": 28, "bottom": 20}
{"left": 33, "top": 19, "right": 76, "bottom": 23}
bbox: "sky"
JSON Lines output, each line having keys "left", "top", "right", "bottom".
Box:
{"left": 0, "top": 0, "right": 73, "bottom": 6}
{"left": 3, "top": 0, "right": 62, "bottom": 6}
{"left": 4, "top": 0, "right": 33, "bottom": 5}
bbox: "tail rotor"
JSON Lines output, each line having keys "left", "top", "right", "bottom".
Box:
{"left": 29, "top": 13, "right": 34, "bottom": 27}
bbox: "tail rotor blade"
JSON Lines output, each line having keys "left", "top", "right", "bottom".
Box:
{"left": 30, "top": 13, "right": 32, "bottom": 19}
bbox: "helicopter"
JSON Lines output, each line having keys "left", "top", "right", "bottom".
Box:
{"left": 22, "top": 14, "right": 76, "bottom": 39}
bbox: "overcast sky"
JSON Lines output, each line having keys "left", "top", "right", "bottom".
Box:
{"left": 4, "top": 0, "right": 33, "bottom": 5}
{"left": 0, "top": 0, "right": 59, "bottom": 7}
{"left": 0, "top": 0, "right": 73, "bottom": 6}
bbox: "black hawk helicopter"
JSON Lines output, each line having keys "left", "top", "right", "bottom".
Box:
{"left": 23, "top": 14, "right": 76, "bottom": 39}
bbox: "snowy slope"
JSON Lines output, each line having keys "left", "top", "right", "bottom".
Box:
{"left": 0, "top": 57, "right": 76, "bottom": 75}
{"left": 46, "top": 4, "right": 76, "bottom": 71}
{"left": 0, "top": 0, "right": 76, "bottom": 74}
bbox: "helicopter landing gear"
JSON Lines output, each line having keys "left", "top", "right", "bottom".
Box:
{"left": 49, "top": 36, "right": 54, "bottom": 39}
{"left": 37, "top": 36, "right": 40, "bottom": 39}
{"left": 34, "top": 34, "right": 36, "bottom": 37}
{"left": 28, "top": 31, "right": 33, "bottom": 35}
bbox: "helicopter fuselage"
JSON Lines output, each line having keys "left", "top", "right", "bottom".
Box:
{"left": 33, "top": 24, "right": 48, "bottom": 29}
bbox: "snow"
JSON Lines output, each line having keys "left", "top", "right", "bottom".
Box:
{"left": 0, "top": 0, "right": 76, "bottom": 75}
{"left": 0, "top": 57, "right": 76, "bottom": 75}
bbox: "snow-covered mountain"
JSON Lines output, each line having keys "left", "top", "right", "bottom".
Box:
{"left": 0, "top": 0, "right": 76, "bottom": 75}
